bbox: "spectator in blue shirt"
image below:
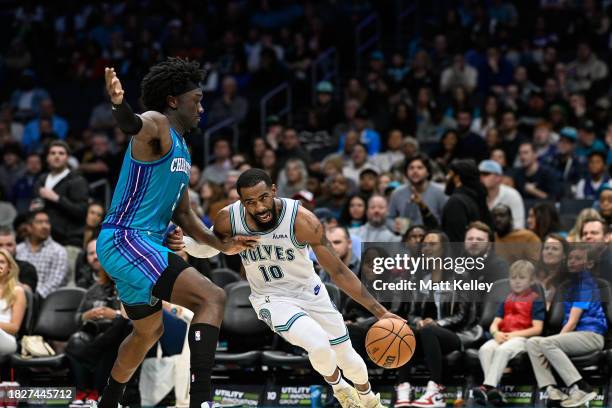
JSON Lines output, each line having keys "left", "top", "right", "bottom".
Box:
{"left": 526, "top": 244, "right": 606, "bottom": 407}
{"left": 575, "top": 120, "right": 605, "bottom": 159}
{"left": 22, "top": 99, "right": 69, "bottom": 154}
{"left": 338, "top": 108, "right": 381, "bottom": 155}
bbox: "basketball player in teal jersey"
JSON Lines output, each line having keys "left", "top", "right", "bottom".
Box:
{"left": 95, "top": 58, "right": 257, "bottom": 408}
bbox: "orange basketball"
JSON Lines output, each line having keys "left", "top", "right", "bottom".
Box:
{"left": 365, "top": 318, "right": 415, "bottom": 369}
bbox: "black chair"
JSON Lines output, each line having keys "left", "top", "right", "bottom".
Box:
{"left": 10, "top": 287, "right": 85, "bottom": 379}
{"left": 17, "top": 286, "right": 35, "bottom": 338}
{"left": 559, "top": 199, "right": 594, "bottom": 215}
{"left": 209, "top": 268, "right": 241, "bottom": 288}
{"left": 215, "top": 281, "right": 266, "bottom": 369}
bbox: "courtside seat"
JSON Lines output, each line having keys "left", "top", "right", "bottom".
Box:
{"left": 209, "top": 268, "right": 241, "bottom": 289}
{"left": 215, "top": 281, "right": 267, "bottom": 368}
{"left": 262, "top": 350, "right": 309, "bottom": 369}
{"left": 10, "top": 287, "right": 85, "bottom": 372}
{"left": 546, "top": 278, "right": 612, "bottom": 379}
{"left": 464, "top": 279, "right": 546, "bottom": 379}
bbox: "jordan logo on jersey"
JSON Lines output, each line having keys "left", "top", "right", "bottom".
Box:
{"left": 170, "top": 157, "right": 191, "bottom": 175}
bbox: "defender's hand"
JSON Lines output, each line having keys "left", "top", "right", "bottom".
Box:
{"left": 221, "top": 235, "right": 259, "bottom": 255}
{"left": 105, "top": 67, "right": 124, "bottom": 105}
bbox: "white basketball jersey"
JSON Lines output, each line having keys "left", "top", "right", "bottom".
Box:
{"left": 229, "top": 198, "right": 321, "bottom": 297}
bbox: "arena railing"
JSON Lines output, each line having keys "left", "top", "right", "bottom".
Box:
{"left": 355, "top": 12, "right": 380, "bottom": 75}
{"left": 311, "top": 47, "right": 339, "bottom": 104}
{"left": 260, "top": 82, "right": 292, "bottom": 137}
{"left": 203, "top": 117, "right": 239, "bottom": 166}
{"left": 89, "top": 179, "right": 112, "bottom": 209}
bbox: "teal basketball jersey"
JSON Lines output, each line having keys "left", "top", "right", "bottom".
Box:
{"left": 102, "top": 128, "right": 191, "bottom": 239}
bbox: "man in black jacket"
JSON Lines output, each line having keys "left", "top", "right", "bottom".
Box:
{"left": 32, "top": 140, "right": 89, "bottom": 281}
{"left": 441, "top": 159, "right": 493, "bottom": 243}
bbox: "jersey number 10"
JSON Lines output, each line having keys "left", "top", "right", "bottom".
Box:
{"left": 259, "top": 265, "right": 284, "bottom": 282}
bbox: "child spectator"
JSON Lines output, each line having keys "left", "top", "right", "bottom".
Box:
{"left": 526, "top": 244, "right": 606, "bottom": 407}
{"left": 473, "top": 260, "right": 544, "bottom": 405}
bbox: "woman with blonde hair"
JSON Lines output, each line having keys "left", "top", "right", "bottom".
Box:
{"left": 566, "top": 208, "right": 603, "bottom": 242}
{"left": 0, "top": 248, "right": 26, "bottom": 355}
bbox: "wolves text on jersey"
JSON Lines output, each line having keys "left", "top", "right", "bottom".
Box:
{"left": 240, "top": 244, "right": 296, "bottom": 265}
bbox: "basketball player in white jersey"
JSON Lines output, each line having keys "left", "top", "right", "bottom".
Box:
{"left": 212, "top": 168, "right": 403, "bottom": 408}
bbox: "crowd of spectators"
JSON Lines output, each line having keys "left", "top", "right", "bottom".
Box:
{"left": 0, "top": 0, "right": 610, "bottom": 406}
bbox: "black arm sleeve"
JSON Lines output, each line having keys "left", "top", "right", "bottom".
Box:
{"left": 112, "top": 100, "right": 143, "bottom": 135}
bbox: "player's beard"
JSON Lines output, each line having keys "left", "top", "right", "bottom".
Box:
{"left": 252, "top": 200, "right": 278, "bottom": 230}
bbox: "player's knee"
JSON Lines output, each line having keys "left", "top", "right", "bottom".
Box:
{"left": 200, "top": 285, "right": 225, "bottom": 310}
{"left": 308, "top": 341, "right": 334, "bottom": 361}
{"left": 134, "top": 322, "right": 164, "bottom": 344}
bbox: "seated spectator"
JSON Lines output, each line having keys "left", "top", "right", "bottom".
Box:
{"left": 442, "top": 159, "right": 492, "bottom": 243}
{"left": 277, "top": 127, "right": 311, "bottom": 170}
{"left": 597, "top": 183, "right": 612, "bottom": 225}
{"left": 479, "top": 159, "right": 525, "bottom": 228}
{"left": 402, "top": 225, "right": 427, "bottom": 257}
{"left": 579, "top": 218, "right": 612, "bottom": 283}
{"left": 16, "top": 210, "right": 67, "bottom": 298}
{"left": 536, "top": 234, "right": 569, "bottom": 309}
{"left": 543, "top": 127, "right": 585, "bottom": 196}
{"left": 566, "top": 41, "right": 608, "bottom": 94}
{"left": 0, "top": 248, "right": 26, "bottom": 357}
{"left": 526, "top": 244, "right": 605, "bottom": 408}
{"left": 0, "top": 226, "right": 37, "bottom": 292}
{"left": 353, "top": 195, "right": 400, "bottom": 242}
{"left": 566, "top": 208, "right": 603, "bottom": 242}
{"left": 516, "top": 142, "right": 560, "bottom": 200}
{"left": 371, "top": 129, "right": 405, "bottom": 173}
{"left": 493, "top": 204, "right": 541, "bottom": 265}
{"left": 527, "top": 202, "right": 560, "bottom": 241}
{"left": 199, "top": 181, "right": 227, "bottom": 228}
{"left": 0, "top": 187, "right": 17, "bottom": 229}
{"left": 574, "top": 151, "right": 609, "bottom": 199}
{"left": 76, "top": 238, "right": 104, "bottom": 289}
{"left": 311, "top": 81, "right": 342, "bottom": 134}
{"left": 276, "top": 158, "right": 308, "bottom": 198}
{"left": 207, "top": 76, "right": 248, "bottom": 126}
{"left": 11, "top": 153, "right": 42, "bottom": 215}
{"left": 22, "top": 99, "right": 69, "bottom": 154}
{"left": 339, "top": 194, "right": 368, "bottom": 233}
{"left": 338, "top": 108, "right": 381, "bottom": 156}
{"left": 455, "top": 109, "right": 488, "bottom": 161}
{"left": 473, "top": 260, "right": 544, "bottom": 405}
{"left": 202, "top": 138, "right": 232, "bottom": 185}
{"left": 395, "top": 231, "right": 470, "bottom": 408}
{"left": 342, "top": 143, "right": 379, "bottom": 185}
{"left": 318, "top": 226, "right": 360, "bottom": 283}
{"left": 78, "top": 133, "right": 114, "bottom": 184}
{"left": 67, "top": 245, "right": 128, "bottom": 405}
{"left": 432, "top": 130, "right": 460, "bottom": 172}
{"left": 357, "top": 169, "right": 379, "bottom": 201}
{"left": 388, "top": 154, "right": 448, "bottom": 231}
{"left": 532, "top": 121, "right": 557, "bottom": 164}
{"left": 471, "top": 95, "right": 499, "bottom": 138}
{"left": 440, "top": 54, "right": 478, "bottom": 94}
{"left": 317, "top": 174, "right": 350, "bottom": 219}
{"left": 463, "top": 221, "right": 508, "bottom": 283}
{"left": 9, "top": 70, "right": 49, "bottom": 122}
{"left": 575, "top": 120, "right": 605, "bottom": 159}
{"left": 0, "top": 143, "right": 25, "bottom": 203}
{"left": 499, "top": 110, "right": 528, "bottom": 167}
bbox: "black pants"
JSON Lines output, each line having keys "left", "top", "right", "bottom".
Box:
{"left": 398, "top": 324, "right": 462, "bottom": 384}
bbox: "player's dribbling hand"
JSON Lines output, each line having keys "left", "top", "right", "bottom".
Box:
{"left": 221, "top": 235, "right": 259, "bottom": 255}
{"left": 378, "top": 311, "right": 407, "bottom": 323}
{"left": 105, "top": 67, "right": 124, "bottom": 104}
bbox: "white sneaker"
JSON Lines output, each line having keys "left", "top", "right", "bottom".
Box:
{"left": 395, "top": 382, "right": 412, "bottom": 407}
{"left": 560, "top": 388, "right": 597, "bottom": 408}
{"left": 410, "top": 381, "right": 445, "bottom": 408}
{"left": 335, "top": 387, "right": 364, "bottom": 408}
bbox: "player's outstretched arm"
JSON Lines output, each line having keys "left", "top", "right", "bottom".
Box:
{"left": 295, "top": 207, "right": 403, "bottom": 321}
{"left": 173, "top": 192, "right": 257, "bottom": 255}
{"left": 105, "top": 67, "right": 161, "bottom": 143}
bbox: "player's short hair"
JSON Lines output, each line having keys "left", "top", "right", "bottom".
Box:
{"left": 236, "top": 168, "right": 273, "bottom": 196}
{"left": 141, "top": 57, "right": 203, "bottom": 112}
